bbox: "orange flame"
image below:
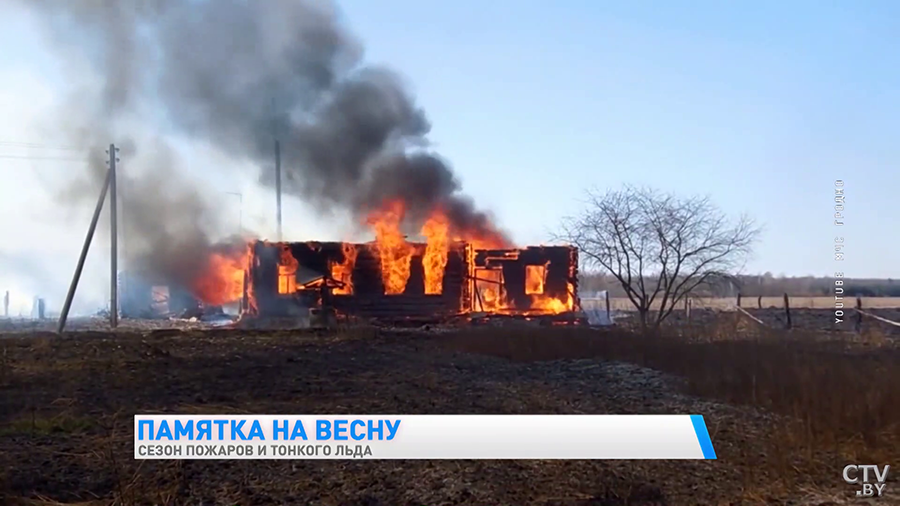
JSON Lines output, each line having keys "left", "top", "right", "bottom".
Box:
{"left": 525, "top": 264, "right": 547, "bottom": 295}
{"left": 474, "top": 268, "right": 506, "bottom": 312}
{"left": 421, "top": 210, "right": 450, "bottom": 295}
{"left": 277, "top": 244, "right": 298, "bottom": 294}
{"left": 367, "top": 201, "right": 415, "bottom": 295}
{"left": 353, "top": 200, "right": 573, "bottom": 314}
{"left": 454, "top": 233, "right": 507, "bottom": 250}
{"left": 528, "top": 280, "right": 575, "bottom": 314}
{"left": 193, "top": 246, "right": 250, "bottom": 306}
{"left": 332, "top": 243, "right": 358, "bottom": 295}
{"left": 245, "top": 266, "right": 257, "bottom": 314}
{"left": 472, "top": 262, "right": 573, "bottom": 315}
{"left": 451, "top": 221, "right": 509, "bottom": 250}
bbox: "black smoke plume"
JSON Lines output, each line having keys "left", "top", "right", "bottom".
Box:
{"left": 19, "top": 0, "right": 509, "bottom": 298}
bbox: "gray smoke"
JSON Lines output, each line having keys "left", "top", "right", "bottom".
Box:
{"left": 20, "top": 0, "right": 509, "bottom": 298}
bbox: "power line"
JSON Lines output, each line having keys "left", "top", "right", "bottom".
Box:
{"left": 0, "top": 155, "right": 89, "bottom": 162}
{"left": 0, "top": 141, "right": 84, "bottom": 151}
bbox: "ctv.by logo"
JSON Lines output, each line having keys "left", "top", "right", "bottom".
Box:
{"left": 843, "top": 464, "right": 890, "bottom": 498}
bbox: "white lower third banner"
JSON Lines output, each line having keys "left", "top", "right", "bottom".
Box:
{"left": 134, "top": 414, "right": 717, "bottom": 460}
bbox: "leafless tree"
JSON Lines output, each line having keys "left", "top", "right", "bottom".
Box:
{"left": 556, "top": 186, "right": 761, "bottom": 328}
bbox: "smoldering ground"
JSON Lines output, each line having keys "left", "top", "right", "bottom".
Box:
{"left": 14, "top": 0, "right": 509, "bottom": 300}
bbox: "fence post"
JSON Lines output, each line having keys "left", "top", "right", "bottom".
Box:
{"left": 783, "top": 293, "right": 792, "bottom": 329}
{"left": 757, "top": 295, "right": 762, "bottom": 309}
{"left": 605, "top": 292, "right": 611, "bottom": 322}
{"left": 736, "top": 292, "right": 742, "bottom": 308}
{"left": 685, "top": 297, "right": 692, "bottom": 324}
{"left": 855, "top": 296, "right": 863, "bottom": 332}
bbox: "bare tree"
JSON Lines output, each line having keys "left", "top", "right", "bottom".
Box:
{"left": 556, "top": 186, "right": 761, "bottom": 328}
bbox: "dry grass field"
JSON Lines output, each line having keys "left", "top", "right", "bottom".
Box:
{"left": 0, "top": 320, "right": 898, "bottom": 506}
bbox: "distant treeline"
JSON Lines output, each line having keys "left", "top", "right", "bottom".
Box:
{"left": 578, "top": 272, "right": 900, "bottom": 298}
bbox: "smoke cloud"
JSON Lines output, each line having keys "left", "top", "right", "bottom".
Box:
{"left": 18, "top": 0, "right": 510, "bottom": 299}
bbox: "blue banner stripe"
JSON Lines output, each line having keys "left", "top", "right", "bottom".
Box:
{"left": 690, "top": 415, "right": 717, "bottom": 459}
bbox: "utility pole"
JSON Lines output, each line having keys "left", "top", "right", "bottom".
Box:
{"left": 109, "top": 144, "right": 118, "bottom": 328}
{"left": 275, "top": 140, "right": 282, "bottom": 241}
{"left": 58, "top": 164, "right": 113, "bottom": 333}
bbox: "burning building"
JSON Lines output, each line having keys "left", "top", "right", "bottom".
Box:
{"left": 118, "top": 201, "right": 582, "bottom": 324}
{"left": 245, "top": 240, "right": 467, "bottom": 320}
{"left": 121, "top": 237, "right": 582, "bottom": 324}
{"left": 166, "top": 202, "right": 586, "bottom": 325}
{"left": 241, "top": 239, "right": 581, "bottom": 324}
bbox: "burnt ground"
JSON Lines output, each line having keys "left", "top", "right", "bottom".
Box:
{"left": 0, "top": 326, "right": 897, "bottom": 506}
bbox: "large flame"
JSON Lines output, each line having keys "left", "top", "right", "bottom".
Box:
{"left": 192, "top": 245, "right": 250, "bottom": 306}
{"left": 331, "top": 243, "right": 358, "bottom": 295}
{"left": 367, "top": 201, "right": 415, "bottom": 295}
{"left": 421, "top": 210, "right": 450, "bottom": 295}
{"left": 363, "top": 197, "right": 510, "bottom": 297}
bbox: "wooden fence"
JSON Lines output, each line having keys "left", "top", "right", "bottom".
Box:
{"left": 603, "top": 296, "right": 900, "bottom": 311}
{"left": 590, "top": 294, "right": 900, "bottom": 331}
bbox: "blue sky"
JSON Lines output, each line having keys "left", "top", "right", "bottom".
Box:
{"left": 0, "top": 0, "right": 896, "bottom": 312}
{"left": 333, "top": 0, "right": 898, "bottom": 278}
